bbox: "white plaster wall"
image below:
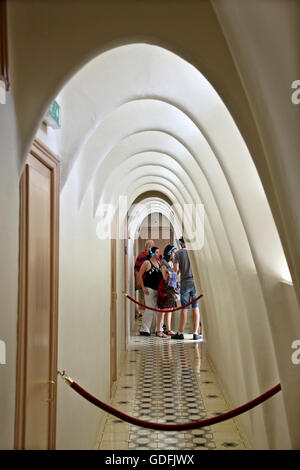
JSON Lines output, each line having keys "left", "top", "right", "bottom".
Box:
{"left": 56, "top": 165, "right": 111, "bottom": 450}
{"left": 212, "top": 0, "right": 300, "bottom": 448}
{"left": 212, "top": 0, "right": 300, "bottom": 300}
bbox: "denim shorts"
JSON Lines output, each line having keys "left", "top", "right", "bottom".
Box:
{"left": 180, "top": 285, "right": 199, "bottom": 309}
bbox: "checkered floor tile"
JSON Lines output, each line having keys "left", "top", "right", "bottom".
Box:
{"left": 97, "top": 318, "right": 249, "bottom": 450}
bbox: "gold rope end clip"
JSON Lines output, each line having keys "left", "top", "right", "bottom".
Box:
{"left": 58, "top": 370, "right": 74, "bottom": 386}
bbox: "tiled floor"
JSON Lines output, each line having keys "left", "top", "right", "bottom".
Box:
{"left": 97, "top": 319, "right": 249, "bottom": 450}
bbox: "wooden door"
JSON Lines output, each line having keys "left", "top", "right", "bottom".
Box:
{"left": 15, "top": 139, "right": 59, "bottom": 449}
{"left": 124, "top": 239, "right": 128, "bottom": 351}
{"left": 110, "top": 237, "right": 117, "bottom": 394}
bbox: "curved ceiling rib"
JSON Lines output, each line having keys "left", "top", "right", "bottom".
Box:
{"left": 127, "top": 198, "right": 182, "bottom": 240}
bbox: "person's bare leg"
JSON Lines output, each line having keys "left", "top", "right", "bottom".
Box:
{"left": 165, "top": 311, "right": 171, "bottom": 330}
{"left": 179, "top": 309, "right": 188, "bottom": 333}
{"left": 192, "top": 307, "right": 200, "bottom": 333}
{"left": 135, "top": 289, "right": 141, "bottom": 318}
{"left": 156, "top": 311, "right": 164, "bottom": 333}
{"left": 165, "top": 311, "right": 175, "bottom": 335}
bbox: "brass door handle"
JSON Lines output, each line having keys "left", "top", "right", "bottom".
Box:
{"left": 44, "top": 380, "right": 56, "bottom": 403}
{"left": 112, "top": 292, "right": 118, "bottom": 300}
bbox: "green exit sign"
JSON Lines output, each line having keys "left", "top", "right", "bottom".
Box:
{"left": 43, "top": 100, "right": 61, "bottom": 129}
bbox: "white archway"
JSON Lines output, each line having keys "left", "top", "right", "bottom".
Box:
{"left": 46, "top": 43, "right": 294, "bottom": 449}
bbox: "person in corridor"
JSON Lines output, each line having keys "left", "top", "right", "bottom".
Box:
{"left": 139, "top": 246, "right": 162, "bottom": 336}
{"left": 156, "top": 244, "right": 178, "bottom": 338}
{"left": 172, "top": 237, "right": 201, "bottom": 340}
{"left": 134, "top": 239, "right": 154, "bottom": 318}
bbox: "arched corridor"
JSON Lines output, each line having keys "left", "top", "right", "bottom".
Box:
{"left": 0, "top": 0, "right": 299, "bottom": 452}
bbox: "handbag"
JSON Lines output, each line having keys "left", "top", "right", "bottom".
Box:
{"left": 168, "top": 270, "right": 177, "bottom": 288}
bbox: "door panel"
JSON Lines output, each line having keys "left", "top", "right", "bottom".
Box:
{"left": 124, "top": 239, "right": 128, "bottom": 351}
{"left": 15, "top": 140, "right": 59, "bottom": 450}
{"left": 25, "top": 160, "right": 51, "bottom": 447}
{"left": 110, "top": 237, "right": 117, "bottom": 394}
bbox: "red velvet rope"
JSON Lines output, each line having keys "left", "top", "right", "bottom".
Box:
{"left": 69, "top": 381, "right": 281, "bottom": 431}
{"left": 126, "top": 293, "right": 203, "bottom": 313}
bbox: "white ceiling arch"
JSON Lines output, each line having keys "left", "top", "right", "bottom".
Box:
{"left": 56, "top": 42, "right": 292, "bottom": 388}
{"left": 54, "top": 45, "right": 292, "bottom": 369}
{"left": 75, "top": 98, "right": 212, "bottom": 204}
{"left": 127, "top": 198, "right": 182, "bottom": 241}
{"left": 47, "top": 41, "right": 290, "bottom": 295}
{"left": 97, "top": 152, "right": 200, "bottom": 209}
{"left": 75, "top": 97, "right": 263, "bottom": 273}
{"left": 91, "top": 129, "right": 253, "bottom": 275}
{"left": 28, "top": 18, "right": 297, "bottom": 445}
{"left": 97, "top": 175, "right": 187, "bottom": 238}
{"left": 92, "top": 130, "right": 207, "bottom": 216}
{"left": 74, "top": 94, "right": 288, "bottom": 280}
{"left": 100, "top": 165, "right": 193, "bottom": 213}
{"left": 55, "top": 43, "right": 218, "bottom": 187}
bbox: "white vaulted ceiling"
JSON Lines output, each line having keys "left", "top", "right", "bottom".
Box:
{"left": 44, "top": 42, "right": 296, "bottom": 448}
{"left": 53, "top": 43, "right": 290, "bottom": 284}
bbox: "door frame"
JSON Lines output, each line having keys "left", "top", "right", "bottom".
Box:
{"left": 14, "top": 138, "right": 60, "bottom": 449}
